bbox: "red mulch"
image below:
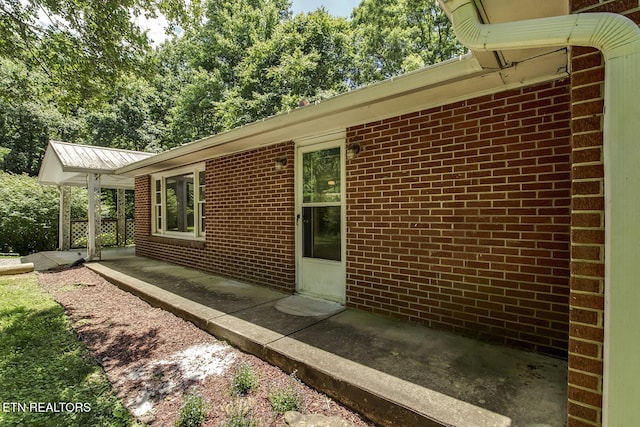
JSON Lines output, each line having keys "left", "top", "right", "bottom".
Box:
{"left": 39, "top": 267, "right": 374, "bottom": 427}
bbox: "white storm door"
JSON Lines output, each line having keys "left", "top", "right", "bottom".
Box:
{"left": 296, "top": 139, "right": 346, "bottom": 304}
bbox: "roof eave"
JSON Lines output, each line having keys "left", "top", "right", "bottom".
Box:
{"left": 116, "top": 54, "right": 486, "bottom": 176}
{"left": 117, "top": 47, "right": 568, "bottom": 177}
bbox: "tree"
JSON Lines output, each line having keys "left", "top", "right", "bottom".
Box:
{"left": 0, "top": 0, "right": 202, "bottom": 110}
{"left": 80, "top": 75, "right": 166, "bottom": 152}
{"left": 351, "top": 0, "right": 466, "bottom": 85}
{"left": 163, "top": 2, "right": 355, "bottom": 145}
{"left": 0, "top": 172, "right": 89, "bottom": 254}
{"left": 237, "top": 9, "right": 354, "bottom": 118}
{"left": 0, "top": 171, "right": 58, "bottom": 254}
{"left": 188, "top": 0, "right": 289, "bottom": 80}
{"left": 162, "top": 0, "right": 291, "bottom": 144}
{"left": 0, "top": 58, "right": 81, "bottom": 175}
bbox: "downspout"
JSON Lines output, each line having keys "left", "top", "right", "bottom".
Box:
{"left": 440, "top": 1, "right": 640, "bottom": 425}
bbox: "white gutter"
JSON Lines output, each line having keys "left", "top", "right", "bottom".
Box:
{"left": 440, "top": 1, "right": 640, "bottom": 425}
{"left": 117, "top": 48, "right": 570, "bottom": 176}
{"left": 117, "top": 55, "right": 485, "bottom": 175}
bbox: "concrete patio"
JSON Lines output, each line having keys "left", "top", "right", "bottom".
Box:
{"left": 22, "top": 247, "right": 135, "bottom": 271}
{"left": 36, "top": 250, "right": 567, "bottom": 426}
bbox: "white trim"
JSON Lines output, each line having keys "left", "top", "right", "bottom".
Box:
{"left": 295, "top": 130, "right": 347, "bottom": 147}
{"left": 295, "top": 136, "right": 347, "bottom": 304}
{"left": 115, "top": 49, "right": 568, "bottom": 177}
{"left": 151, "top": 163, "right": 206, "bottom": 241}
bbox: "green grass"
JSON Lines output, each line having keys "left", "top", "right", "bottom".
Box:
{"left": 0, "top": 273, "right": 138, "bottom": 427}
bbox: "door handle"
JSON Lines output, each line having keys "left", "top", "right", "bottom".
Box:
{"left": 296, "top": 214, "right": 301, "bottom": 225}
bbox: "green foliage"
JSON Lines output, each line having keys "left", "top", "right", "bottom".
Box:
{"left": 0, "top": 171, "right": 59, "bottom": 254}
{"left": 230, "top": 364, "right": 259, "bottom": 396}
{"left": 175, "top": 393, "right": 207, "bottom": 427}
{"left": 0, "top": 0, "right": 202, "bottom": 111}
{"left": 73, "top": 232, "right": 119, "bottom": 250}
{"left": 351, "top": 0, "right": 466, "bottom": 85}
{"left": 1, "top": 0, "right": 464, "bottom": 168}
{"left": 0, "top": 274, "right": 136, "bottom": 426}
{"left": 268, "top": 372, "right": 303, "bottom": 415}
{"left": 0, "top": 58, "right": 83, "bottom": 175}
{"left": 0, "top": 172, "right": 88, "bottom": 254}
{"left": 222, "top": 401, "right": 258, "bottom": 427}
{"left": 81, "top": 75, "right": 166, "bottom": 152}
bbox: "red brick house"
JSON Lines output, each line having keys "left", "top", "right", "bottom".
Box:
{"left": 114, "top": 1, "right": 640, "bottom": 425}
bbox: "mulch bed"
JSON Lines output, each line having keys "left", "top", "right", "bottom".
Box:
{"left": 39, "top": 267, "right": 374, "bottom": 427}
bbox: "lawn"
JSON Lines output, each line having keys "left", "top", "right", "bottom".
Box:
{"left": 0, "top": 273, "right": 137, "bottom": 427}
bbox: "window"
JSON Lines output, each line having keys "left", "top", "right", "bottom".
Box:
{"left": 151, "top": 164, "right": 205, "bottom": 239}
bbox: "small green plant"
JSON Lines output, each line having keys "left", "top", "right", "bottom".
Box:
{"left": 268, "top": 371, "right": 303, "bottom": 415}
{"left": 175, "top": 393, "right": 207, "bottom": 427}
{"left": 230, "top": 363, "right": 259, "bottom": 396}
{"left": 221, "top": 401, "right": 258, "bottom": 427}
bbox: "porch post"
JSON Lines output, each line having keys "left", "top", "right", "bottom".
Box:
{"left": 117, "top": 188, "right": 126, "bottom": 246}
{"left": 87, "top": 173, "right": 102, "bottom": 260}
{"left": 58, "top": 185, "right": 71, "bottom": 251}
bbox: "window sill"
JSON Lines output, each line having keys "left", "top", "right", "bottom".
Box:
{"left": 148, "top": 234, "right": 206, "bottom": 249}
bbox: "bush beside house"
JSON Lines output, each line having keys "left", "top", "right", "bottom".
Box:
{"left": 0, "top": 172, "right": 87, "bottom": 255}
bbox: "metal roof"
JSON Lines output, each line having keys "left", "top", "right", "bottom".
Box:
{"left": 38, "top": 140, "right": 154, "bottom": 189}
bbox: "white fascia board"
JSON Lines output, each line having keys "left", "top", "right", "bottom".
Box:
{"left": 116, "top": 55, "right": 486, "bottom": 176}
{"left": 117, "top": 49, "right": 567, "bottom": 177}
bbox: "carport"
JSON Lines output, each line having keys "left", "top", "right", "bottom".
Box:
{"left": 38, "top": 140, "right": 153, "bottom": 260}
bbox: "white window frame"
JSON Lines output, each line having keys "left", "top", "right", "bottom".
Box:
{"left": 151, "top": 163, "right": 206, "bottom": 240}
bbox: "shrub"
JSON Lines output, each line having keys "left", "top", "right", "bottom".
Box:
{"left": 268, "top": 372, "right": 303, "bottom": 415}
{"left": 0, "top": 172, "right": 90, "bottom": 255}
{"left": 175, "top": 393, "right": 207, "bottom": 427}
{"left": 230, "top": 364, "right": 258, "bottom": 396}
{"left": 221, "top": 401, "right": 258, "bottom": 427}
{"left": 0, "top": 172, "right": 59, "bottom": 255}
{"left": 73, "top": 231, "right": 117, "bottom": 249}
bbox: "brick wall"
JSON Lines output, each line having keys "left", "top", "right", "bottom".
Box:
{"left": 566, "top": 1, "right": 637, "bottom": 425}
{"left": 134, "top": 174, "right": 151, "bottom": 250}
{"left": 346, "top": 79, "right": 572, "bottom": 356}
{"left": 135, "top": 142, "right": 296, "bottom": 293}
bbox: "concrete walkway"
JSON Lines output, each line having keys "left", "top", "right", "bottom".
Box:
{"left": 85, "top": 255, "right": 567, "bottom": 427}
{"left": 22, "top": 247, "right": 135, "bottom": 271}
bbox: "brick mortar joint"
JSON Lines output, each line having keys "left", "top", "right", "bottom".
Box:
{"left": 571, "top": 132, "right": 604, "bottom": 138}
{"left": 571, "top": 163, "right": 604, "bottom": 169}
{"left": 568, "top": 364, "right": 603, "bottom": 377}
{"left": 567, "top": 412, "right": 601, "bottom": 427}
{"left": 571, "top": 97, "right": 604, "bottom": 106}
{"left": 567, "top": 389, "right": 603, "bottom": 402}
{"left": 571, "top": 147, "right": 603, "bottom": 153}
{"left": 570, "top": 79, "right": 604, "bottom": 89}
{"left": 570, "top": 289, "right": 605, "bottom": 295}
{"left": 570, "top": 277, "right": 605, "bottom": 285}
{"left": 573, "top": 4, "right": 640, "bottom": 14}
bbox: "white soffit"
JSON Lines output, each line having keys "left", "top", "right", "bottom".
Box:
{"left": 472, "top": 0, "right": 570, "bottom": 67}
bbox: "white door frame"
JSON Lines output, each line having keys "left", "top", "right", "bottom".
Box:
{"left": 295, "top": 132, "right": 346, "bottom": 304}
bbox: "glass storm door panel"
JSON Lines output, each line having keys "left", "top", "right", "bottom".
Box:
{"left": 302, "top": 146, "right": 342, "bottom": 261}
{"left": 297, "top": 141, "right": 346, "bottom": 304}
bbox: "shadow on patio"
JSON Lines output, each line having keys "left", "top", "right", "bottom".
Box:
{"left": 85, "top": 254, "right": 567, "bottom": 427}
